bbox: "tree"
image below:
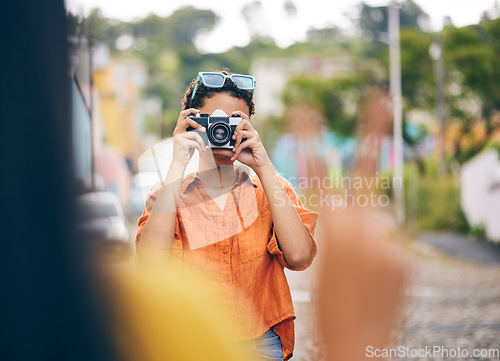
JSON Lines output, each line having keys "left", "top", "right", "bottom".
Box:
{"left": 282, "top": 74, "right": 375, "bottom": 137}
{"left": 443, "top": 19, "right": 500, "bottom": 122}
{"left": 358, "top": 0, "right": 430, "bottom": 38}
{"left": 68, "top": 8, "right": 109, "bottom": 41}
{"left": 375, "top": 28, "right": 434, "bottom": 108}
{"left": 306, "top": 26, "right": 343, "bottom": 44}
{"left": 355, "top": 0, "right": 433, "bottom": 87}
{"left": 166, "top": 7, "right": 219, "bottom": 48}
{"left": 441, "top": 19, "right": 500, "bottom": 163}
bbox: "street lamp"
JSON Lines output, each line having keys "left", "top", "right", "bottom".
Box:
{"left": 388, "top": 0, "right": 404, "bottom": 226}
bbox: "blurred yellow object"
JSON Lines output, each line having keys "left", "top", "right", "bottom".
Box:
{"left": 93, "top": 60, "right": 144, "bottom": 163}
{"left": 100, "top": 260, "right": 247, "bottom": 361}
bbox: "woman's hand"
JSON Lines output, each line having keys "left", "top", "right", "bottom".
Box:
{"left": 172, "top": 108, "right": 207, "bottom": 167}
{"left": 230, "top": 111, "right": 271, "bottom": 171}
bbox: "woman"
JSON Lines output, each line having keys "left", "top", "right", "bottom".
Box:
{"left": 136, "top": 70, "right": 318, "bottom": 361}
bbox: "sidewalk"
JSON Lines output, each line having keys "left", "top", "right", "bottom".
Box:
{"left": 418, "top": 232, "right": 500, "bottom": 264}
{"left": 285, "top": 260, "right": 322, "bottom": 361}
{"left": 287, "top": 232, "right": 500, "bottom": 361}
{"left": 395, "top": 234, "right": 500, "bottom": 360}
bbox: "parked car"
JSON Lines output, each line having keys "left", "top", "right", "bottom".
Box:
{"left": 76, "top": 191, "right": 130, "bottom": 259}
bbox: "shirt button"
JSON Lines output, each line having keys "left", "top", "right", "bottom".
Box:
{"left": 222, "top": 249, "right": 228, "bottom": 255}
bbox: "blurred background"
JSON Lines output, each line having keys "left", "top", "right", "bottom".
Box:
{"left": 66, "top": 0, "right": 500, "bottom": 246}
{"left": 59, "top": 0, "right": 500, "bottom": 359}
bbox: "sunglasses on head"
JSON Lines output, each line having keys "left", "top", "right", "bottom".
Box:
{"left": 190, "top": 72, "right": 256, "bottom": 101}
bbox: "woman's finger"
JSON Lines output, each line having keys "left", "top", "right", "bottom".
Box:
{"left": 176, "top": 108, "right": 200, "bottom": 127}
{"left": 180, "top": 108, "right": 200, "bottom": 118}
{"left": 179, "top": 131, "right": 206, "bottom": 151}
{"left": 232, "top": 129, "right": 254, "bottom": 151}
{"left": 233, "top": 118, "right": 253, "bottom": 134}
{"left": 181, "top": 117, "right": 206, "bottom": 131}
{"left": 175, "top": 117, "right": 206, "bottom": 135}
{"left": 181, "top": 138, "right": 203, "bottom": 154}
{"left": 231, "top": 138, "right": 257, "bottom": 161}
{"left": 231, "top": 110, "right": 249, "bottom": 121}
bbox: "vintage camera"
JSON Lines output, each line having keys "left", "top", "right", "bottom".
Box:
{"left": 187, "top": 109, "right": 242, "bottom": 149}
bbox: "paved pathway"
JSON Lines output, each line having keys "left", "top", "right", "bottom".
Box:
{"left": 419, "top": 232, "right": 500, "bottom": 264}
{"left": 287, "top": 233, "right": 500, "bottom": 361}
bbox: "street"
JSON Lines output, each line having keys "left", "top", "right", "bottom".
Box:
{"left": 287, "top": 233, "right": 500, "bottom": 361}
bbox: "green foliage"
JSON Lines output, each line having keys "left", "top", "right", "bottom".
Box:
{"left": 167, "top": 7, "right": 219, "bottom": 47}
{"left": 373, "top": 28, "right": 434, "bottom": 109}
{"left": 133, "top": 14, "right": 171, "bottom": 50}
{"left": 161, "top": 109, "right": 181, "bottom": 138}
{"left": 78, "top": 7, "right": 219, "bottom": 61}
{"left": 144, "top": 74, "right": 183, "bottom": 111}
{"left": 405, "top": 160, "right": 470, "bottom": 233}
{"left": 68, "top": 8, "right": 106, "bottom": 39}
{"left": 470, "top": 225, "right": 486, "bottom": 238}
{"left": 443, "top": 19, "right": 500, "bottom": 120}
{"left": 306, "top": 26, "right": 343, "bottom": 44}
{"left": 282, "top": 73, "right": 374, "bottom": 137}
{"left": 439, "top": 19, "right": 500, "bottom": 164}
{"left": 355, "top": 4, "right": 435, "bottom": 111}
{"left": 176, "top": 38, "right": 283, "bottom": 87}
{"left": 258, "top": 114, "right": 287, "bottom": 151}
{"left": 220, "top": 37, "right": 284, "bottom": 72}
{"left": 400, "top": 29, "right": 434, "bottom": 106}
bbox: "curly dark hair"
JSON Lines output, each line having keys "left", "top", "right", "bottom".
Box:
{"left": 182, "top": 69, "right": 256, "bottom": 116}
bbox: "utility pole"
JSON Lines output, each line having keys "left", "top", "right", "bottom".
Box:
{"left": 430, "top": 38, "right": 446, "bottom": 175}
{"left": 389, "top": 1, "right": 404, "bottom": 226}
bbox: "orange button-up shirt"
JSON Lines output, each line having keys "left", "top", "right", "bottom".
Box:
{"left": 136, "top": 167, "right": 318, "bottom": 361}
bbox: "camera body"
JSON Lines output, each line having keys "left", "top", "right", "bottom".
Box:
{"left": 187, "top": 109, "right": 242, "bottom": 149}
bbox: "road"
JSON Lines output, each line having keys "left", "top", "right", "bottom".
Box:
{"left": 287, "top": 233, "right": 500, "bottom": 361}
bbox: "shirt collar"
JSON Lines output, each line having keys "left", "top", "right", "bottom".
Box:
{"left": 181, "top": 166, "right": 257, "bottom": 193}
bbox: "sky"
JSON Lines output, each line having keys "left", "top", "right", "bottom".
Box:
{"left": 67, "top": 0, "right": 499, "bottom": 53}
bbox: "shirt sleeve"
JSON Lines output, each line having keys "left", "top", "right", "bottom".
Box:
{"left": 135, "top": 182, "right": 182, "bottom": 261}
{"left": 266, "top": 176, "right": 318, "bottom": 271}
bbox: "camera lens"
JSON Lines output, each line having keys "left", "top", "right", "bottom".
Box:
{"left": 214, "top": 127, "right": 226, "bottom": 140}
{"left": 208, "top": 122, "right": 231, "bottom": 145}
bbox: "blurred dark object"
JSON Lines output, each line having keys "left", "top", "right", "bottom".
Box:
{"left": 69, "top": 36, "right": 94, "bottom": 112}
{"left": 71, "top": 76, "right": 94, "bottom": 192}
{"left": 1, "top": 2, "right": 117, "bottom": 360}
{"left": 77, "top": 192, "right": 131, "bottom": 260}
{"left": 69, "top": 14, "right": 131, "bottom": 259}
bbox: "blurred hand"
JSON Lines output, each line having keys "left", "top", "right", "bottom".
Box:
{"left": 172, "top": 108, "right": 207, "bottom": 167}
{"left": 354, "top": 87, "right": 393, "bottom": 178}
{"left": 316, "top": 208, "right": 412, "bottom": 360}
{"left": 308, "top": 85, "right": 412, "bottom": 360}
